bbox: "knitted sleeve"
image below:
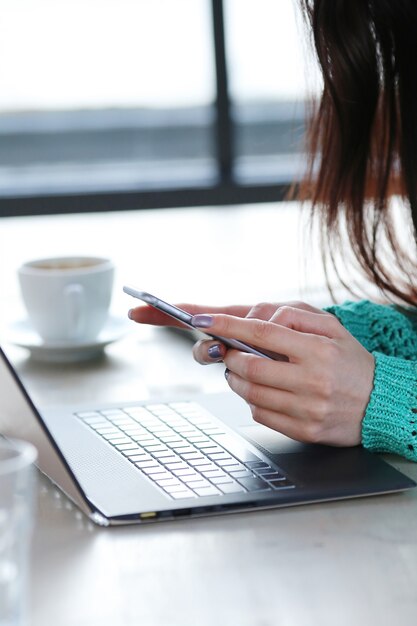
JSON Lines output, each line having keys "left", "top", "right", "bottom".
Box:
{"left": 323, "top": 300, "right": 417, "bottom": 461}
{"left": 324, "top": 299, "right": 417, "bottom": 359}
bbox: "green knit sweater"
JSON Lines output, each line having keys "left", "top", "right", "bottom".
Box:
{"left": 324, "top": 300, "right": 417, "bottom": 461}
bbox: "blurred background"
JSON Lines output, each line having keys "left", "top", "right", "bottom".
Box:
{"left": 0, "top": 0, "right": 321, "bottom": 216}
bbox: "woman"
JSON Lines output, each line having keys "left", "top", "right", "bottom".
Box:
{"left": 128, "top": 0, "right": 417, "bottom": 461}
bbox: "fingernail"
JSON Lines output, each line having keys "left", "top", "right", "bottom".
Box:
{"left": 128, "top": 309, "right": 134, "bottom": 320}
{"left": 192, "top": 314, "right": 214, "bottom": 328}
{"left": 208, "top": 344, "right": 223, "bottom": 360}
{"left": 224, "top": 368, "right": 230, "bottom": 380}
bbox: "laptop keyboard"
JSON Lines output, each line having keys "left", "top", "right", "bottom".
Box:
{"left": 76, "top": 401, "right": 294, "bottom": 500}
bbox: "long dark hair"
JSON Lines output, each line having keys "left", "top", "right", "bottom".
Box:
{"left": 298, "top": 0, "right": 417, "bottom": 305}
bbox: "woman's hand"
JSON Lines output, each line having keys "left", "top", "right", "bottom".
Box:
{"left": 191, "top": 304, "right": 375, "bottom": 447}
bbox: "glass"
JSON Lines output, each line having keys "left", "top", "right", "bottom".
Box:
{"left": 0, "top": 439, "right": 37, "bottom": 626}
{"left": 224, "top": 0, "right": 322, "bottom": 183}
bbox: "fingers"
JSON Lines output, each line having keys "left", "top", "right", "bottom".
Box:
{"left": 128, "top": 303, "right": 252, "bottom": 327}
{"left": 193, "top": 340, "right": 226, "bottom": 365}
{"left": 128, "top": 305, "right": 185, "bottom": 327}
{"left": 246, "top": 302, "right": 283, "bottom": 320}
{"left": 192, "top": 313, "right": 312, "bottom": 360}
{"left": 224, "top": 367, "right": 330, "bottom": 443}
{"left": 246, "top": 301, "right": 325, "bottom": 320}
{"left": 224, "top": 350, "right": 299, "bottom": 390}
{"left": 191, "top": 308, "right": 344, "bottom": 359}
{"left": 269, "top": 306, "right": 343, "bottom": 338}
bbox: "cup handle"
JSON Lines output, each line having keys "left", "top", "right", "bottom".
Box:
{"left": 64, "top": 283, "right": 85, "bottom": 340}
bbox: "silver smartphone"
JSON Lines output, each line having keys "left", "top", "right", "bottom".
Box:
{"left": 123, "top": 286, "right": 280, "bottom": 360}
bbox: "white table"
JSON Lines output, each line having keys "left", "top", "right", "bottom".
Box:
{"left": 1, "top": 205, "right": 416, "bottom": 626}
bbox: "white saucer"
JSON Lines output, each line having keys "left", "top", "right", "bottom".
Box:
{"left": 8, "top": 315, "right": 130, "bottom": 363}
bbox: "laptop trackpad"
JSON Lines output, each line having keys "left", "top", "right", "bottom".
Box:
{"left": 239, "top": 424, "right": 320, "bottom": 455}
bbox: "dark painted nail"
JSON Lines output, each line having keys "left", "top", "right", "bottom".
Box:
{"left": 224, "top": 368, "right": 230, "bottom": 380}
{"left": 128, "top": 309, "right": 134, "bottom": 320}
{"left": 208, "top": 344, "right": 223, "bottom": 360}
{"left": 192, "top": 314, "right": 214, "bottom": 328}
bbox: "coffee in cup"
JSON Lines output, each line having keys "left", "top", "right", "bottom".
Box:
{"left": 17, "top": 256, "right": 114, "bottom": 344}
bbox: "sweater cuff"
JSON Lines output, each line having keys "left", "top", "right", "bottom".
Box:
{"left": 362, "top": 352, "right": 417, "bottom": 461}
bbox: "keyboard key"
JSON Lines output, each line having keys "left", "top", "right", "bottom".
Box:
{"left": 185, "top": 479, "right": 210, "bottom": 489}
{"left": 154, "top": 478, "right": 182, "bottom": 487}
{"left": 199, "top": 468, "right": 224, "bottom": 477}
{"left": 141, "top": 465, "right": 166, "bottom": 475}
{"left": 135, "top": 460, "right": 160, "bottom": 468}
{"left": 172, "top": 468, "right": 196, "bottom": 477}
{"left": 178, "top": 470, "right": 201, "bottom": 485}
{"left": 244, "top": 461, "right": 270, "bottom": 469}
{"left": 172, "top": 446, "right": 199, "bottom": 455}
{"left": 170, "top": 443, "right": 195, "bottom": 451}
{"left": 269, "top": 479, "right": 294, "bottom": 489}
{"left": 101, "top": 431, "right": 127, "bottom": 443}
{"left": 197, "top": 446, "right": 223, "bottom": 454}
{"left": 121, "top": 449, "right": 147, "bottom": 457}
{"left": 162, "top": 484, "right": 190, "bottom": 494}
{"left": 159, "top": 436, "right": 182, "bottom": 443}
{"left": 158, "top": 455, "right": 181, "bottom": 464}
{"left": 127, "top": 454, "right": 151, "bottom": 462}
{"left": 197, "top": 465, "right": 224, "bottom": 477}
{"left": 237, "top": 477, "right": 271, "bottom": 492}
{"left": 200, "top": 428, "right": 225, "bottom": 436}
{"left": 207, "top": 452, "right": 231, "bottom": 460}
{"left": 211, "top": 435, "right": 260, "bottom": 463}
{"left": 153, "top": 452, "right": 179, "bottom": 461}
{"left": 110, "top": 438, "right": 132, "bottom": 445}
{"left": 210, "top": 476, "right": 234, "bottom": 485}
{"left": 120, "top": 424, "right": 146, "bottom": 431}
{"left": 164, "top": 462, "right": 189, "bottom": 471}
{"left": 143, "top": 445, "right": 169, "bottom": 453}
{"left": 254, "top": 466, "right": 275, "bottom": 475}
{"left": 170, "top": 490, "right": 195, "bottom": 499}
{"left": 260, "top": 472, "right": 285, "bottom": 481}
{"left": 192, "top": 486, "right": 221, "bottom": 497}
{"left": 183, "top": 475, "right": 206, "bottom": 484}
{"left": 217, "top": 482, "right": 245, "bottom": 494}
{"left": 193, "top": 441, "right": 213, "bottom": 449}
{"left": 229, "top": 470, "right": 254, "bottom": 479}
{"left": 146, "top": 471, "right": 172, "bottom": 481}
{"left": 115, "top": 441, "right": 137, "bottom": 451}
{"left": 181, "top": 452, "right": 205, "bottom": 460}
{"left": 186, "top": 436, "right": 210, "bottom": 443}
{"left": 216, "top": 459, "right": 240, "bottom": 469}
{"left": 94, "top": 426, "right": 119, "bottom": 434}
{"left": 188, "top": 458, "right": 213, "bottom": 467}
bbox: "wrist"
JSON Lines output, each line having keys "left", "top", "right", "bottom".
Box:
{"left": 362, "top": 352, "right": 417, "bottom": 461}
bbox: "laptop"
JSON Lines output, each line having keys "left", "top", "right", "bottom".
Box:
{"left": 0, "top": 345, "right": 415, "bottom": 526}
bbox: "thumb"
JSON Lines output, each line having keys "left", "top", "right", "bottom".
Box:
{"left": 270, "top": 306, "right": 344, "bottom": 339}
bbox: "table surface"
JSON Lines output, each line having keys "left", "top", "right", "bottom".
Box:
{"left": 1, "top": 204, "right": 416, "bottom": 626}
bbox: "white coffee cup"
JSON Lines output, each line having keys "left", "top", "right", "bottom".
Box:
{"left": 18, "top": 256, "right": 115, "bottom": 344}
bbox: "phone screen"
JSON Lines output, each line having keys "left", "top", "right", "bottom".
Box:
{"left": 123, "top": 286, "right": 280, "bottom": 360}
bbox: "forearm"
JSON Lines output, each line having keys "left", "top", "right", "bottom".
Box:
{"left": 362, "top": 352, "right": 417, "bottom": 461}
{"left": 323, "top": 300, "right": 417, "bottom": 459}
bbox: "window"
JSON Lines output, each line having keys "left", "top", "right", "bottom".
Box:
{"left": 0, "top": 0, "right": 320, "bottom": 216}
{"left": 225, "top": 0, "right": 320, "bottom": 184}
